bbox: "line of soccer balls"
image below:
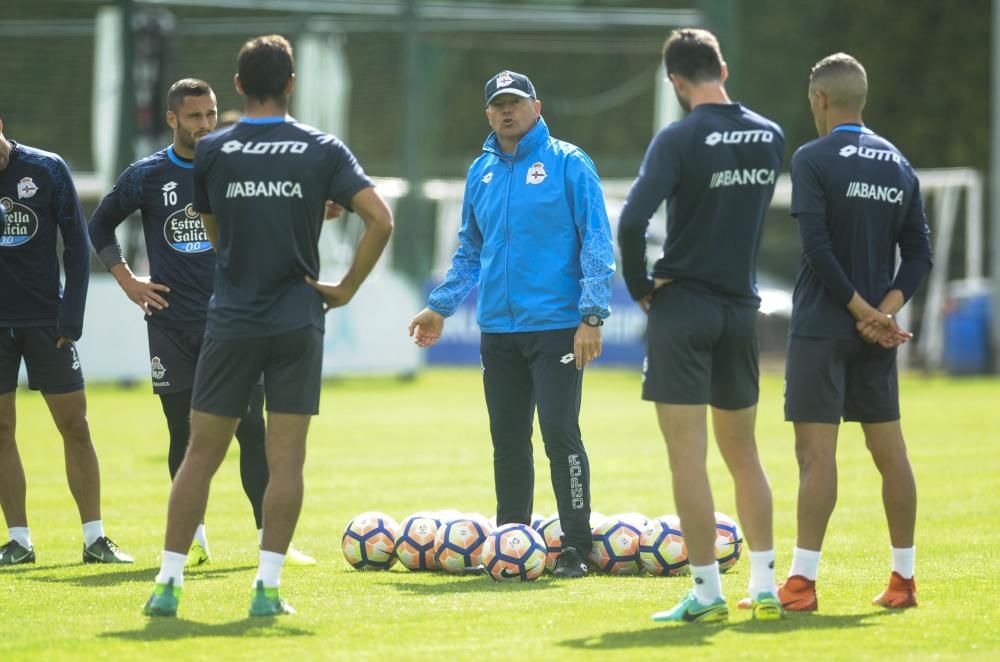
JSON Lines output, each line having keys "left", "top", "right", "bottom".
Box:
{"left": 342, "top": 510, "right": 743, "bottom": 582}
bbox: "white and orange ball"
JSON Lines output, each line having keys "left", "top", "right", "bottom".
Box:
{"left": 638, "top": 516, "right": 688, "bottom": 577}
{"left": 395, "top": 514, "right": 441, "bottom": 571}
{"left": 481, "top": 523, "right": 547, "bottom": 582}
{"left": 536, "top": 515, "right": 564, "bottom": 572}
{"left": 714, "top": 512, "right": 743, "bottom": 572}
{"left": 434, "top": 517, "right": 489, "bottom": 574}
{"left": 590, "top": 516, "right": 642, "bottom": 575}
{"left": 341, "top": 511, "right": 399, "bottom": 571}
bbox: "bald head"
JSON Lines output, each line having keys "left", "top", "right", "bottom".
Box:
{"left": 809, "top": 53, "right": 868, "bottom": 111}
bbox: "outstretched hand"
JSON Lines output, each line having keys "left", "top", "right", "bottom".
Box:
{"left": 409, "top": 308, "right": 445, "bottom": 348}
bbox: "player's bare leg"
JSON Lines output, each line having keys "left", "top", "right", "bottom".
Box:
{"left": 650, "top": 403, "right": 729, "bottom": 623}
{"left": 793, "top": 422, "right": 839, "bottom": 551}
{"left": 861, "top": 421, "right": 916, "bottom": 548}
{"left": 862, "top": 420, "right": 917, "bottom": 608}
{"left": 259, "top": 413, "right": 310, "bottom": 555}
{"left": 716, "top": 404, "right": 782, "bottom": 619}
{"left": 713, "top": 404, "right": 772, "bottom": 550}
{"left": 163, "top": 410, "right": 239, "bottom": 554}
{"left": 657, "top": 403, "right": 715, "bottom": 565}
{"left": 0, "top": 391, "right": 27, "bottom": 528}
{"left": 43, "top": 390, "right": 100, "bottom": 523}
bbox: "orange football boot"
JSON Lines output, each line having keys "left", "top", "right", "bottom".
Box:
{"left": 777, "top": 575, "right": 818, "bottom": 612}
{"left": 872, "top": 572, "right": 917, "bottom": 608}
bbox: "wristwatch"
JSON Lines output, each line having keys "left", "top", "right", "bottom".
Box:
{"left": 582, "top": 314, "right": 604, "bottom": 327}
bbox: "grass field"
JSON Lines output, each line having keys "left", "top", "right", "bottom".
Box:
{"left": 1, "top": 368, "right": 998, "bottom": 660}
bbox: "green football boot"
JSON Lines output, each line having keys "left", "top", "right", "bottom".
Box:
{"left": 0, "top": 540, "right": 35, "bottom": 566}
{"left": 186, "top": 541, "right": 211, "bottom": 567}
{"left": 651, "top": 590, "right": 729, "bottom": 623}
{"left": 248, "top": 580, "right": 295, "bottom": 617}
{"left": 143, "top": 578, "right": 181, "bottom": 617}
{"left": 83, "top": 536, "right": 133, "bottom": 564}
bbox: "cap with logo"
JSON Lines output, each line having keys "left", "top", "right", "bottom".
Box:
{"left": 485, "top": 70, "right": 536, "bottom": 104}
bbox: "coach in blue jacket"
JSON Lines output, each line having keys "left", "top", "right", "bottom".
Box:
{"left": 410, "top": 71, "right": 615, "bottom": 578}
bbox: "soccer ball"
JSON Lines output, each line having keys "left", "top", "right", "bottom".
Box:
{"left": 638, "top": 516, "right": 689, "bottom": 577}
{"left": 481, "top": 523, "right": 547, "bottom": 582}
{"left": 341, "top": 511, "right": 399, "bottom": 571}
{"left": 395, "top": 514, "right": 441, "bottom": 571}
{"left": 589, "top": 511, "right": 607, "bottom": 530}
{"left": 489, "top": 512, "right": 545, "bottom": 531}
{"left": 536, "top": 515, "right": 564, "bottom": 572}
{"left": 590, "top": 517, "right": 642, "bottom": 575}
{"left": 435, "top": 509, "right": 465, "bottom": 524}
{"left": 463, "top": 512, "right": 493, "bottom": 533}
{"left": 714, "top": 511, "right": 743, "bottom": 572}
{"left": 613, "top": 512, "right": 650, "bottom": 529}
{"left": 434, "top": 517, "right": 489, "bottom": 574}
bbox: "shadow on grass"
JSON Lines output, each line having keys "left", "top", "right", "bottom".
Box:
{"left": 558, "top": 611, "right": 897, "bottom": 650}
{"left": 17, "top": 564, "right": 256, "bottom": 587}
{"left": 99, "top": 617, "right": 314, "bottom": 641}
{"left": 387, "top": 576, "right": 559, "bottom": 596}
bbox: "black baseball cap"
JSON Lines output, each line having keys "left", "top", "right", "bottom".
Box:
{"left": 485, "top": 70, "right": 536, "bottom": 104}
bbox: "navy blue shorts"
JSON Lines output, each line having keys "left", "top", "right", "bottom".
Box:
{"left": 147, "top": 324, "right": 203, "bottom": 395}
{"left": 784, "top": 336, "right": 900, "bottom": 424}
{"left": 642, "top": 282, "right": 759, "bottom": 410}
{"left": 0, "top": 326, "right": 85, "bottom": 395}
{"left": 191, "top": 326, "right": 323, "bottom": 418}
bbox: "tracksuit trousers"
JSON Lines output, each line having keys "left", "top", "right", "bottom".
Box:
{"left": 481, "top": 328, "right": 592, "bottom": 553}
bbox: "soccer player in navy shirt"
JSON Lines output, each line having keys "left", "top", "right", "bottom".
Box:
{"left": 144, "top": 35, "right": 392, "bottom": 617}
{"left": 778, "top": 53, "right": 931, "bottom": 612}
{"left": 89, "top": 78, "right": 314, "bottom": 568}
{"left": 618, "top": 29, "right": 784, "bottom": 622}
{"left": 0, "top": 117, "right": 132, "bottom": 566}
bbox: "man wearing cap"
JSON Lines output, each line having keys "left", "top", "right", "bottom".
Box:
{"left": 410, "top": 71, "right": 615, "bottom": 579}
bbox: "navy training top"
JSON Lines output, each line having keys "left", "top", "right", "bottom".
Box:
{"left": 0, "top": 141, "right": 90, "bottom": 339}
{"left": 192, "top": 117, "right": 373, "bottom": 340}
{"left": 789, "top": 125, "right": 932, "bottom": 340}
{"left": 618, "top": 103, "right": 784, "bottom": 306}
{"left": 89, "top": 146, "right": 215, "bottom": 330}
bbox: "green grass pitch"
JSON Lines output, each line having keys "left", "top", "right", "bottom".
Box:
{"left": 1, "top": 368, "right": 998, "bottom": 659}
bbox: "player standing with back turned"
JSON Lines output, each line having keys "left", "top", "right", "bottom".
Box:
{"left": 777, "top": 53, "right": 931, "bottom": 612}
{"left": 618, "top": 29, "right": 784, "bottom": 623}
{"left": 143, "top": 35, "right": 392, "bottom": 617}
{"left": 89, "top": 78, "right": 313, "bottom": 568}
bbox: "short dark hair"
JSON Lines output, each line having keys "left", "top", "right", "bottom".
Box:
{"left": 237, "top": 34, "right": 294, "bottom": 102}
{"left": 662, "top": 29, "right": 724, "bottom": 83}
{"left": 809, "top": 52, "right": 868, "bottom": 108}
{"left": 167, "top": 78, "right": 213, "bottom": 112}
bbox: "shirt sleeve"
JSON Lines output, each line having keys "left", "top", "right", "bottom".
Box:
{"left": 88, "top": 164, "right": 144, "bottom": 270}
{"left": 51, "top": 156, "right": 90, "bottom": 340}
{"left": 326, "top": 138, "right": 375, "bottom": 211}
{"left": 618, "top": 128, "right": 680, "bottom": 301}
{"left": 192, "top": 140, "right": 212, "bottom": 215}
{"left": 890, "top": 175, "right": 933, "bottom": 301}
{"left": 427, "top": 175, "right": 482, "bottom": 317}
{"left": 567, "top": 150, "right": 615, "bottom": 318}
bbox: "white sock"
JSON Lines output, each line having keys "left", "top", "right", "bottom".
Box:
{"left": 690, "top": 562, "right": 723, "bottom": 605}
{"left": 789, "top": 547, "right": 821, "bottom": 581}
{"left": 82, "top": 520, "right": 105, "bottom": 548}
{"left": 193, "top": 524, "right": 209, "bottom": 550}
{"left": 257, "top": 528, "right": 264, "bottom": 546}
{"left": 155, "top": 550, "right": 187, "bottom": 587}
{"left": 8, "top": 527, "right": 31, "bottom": 550}
{"left": 891, "top": 546, "right": 915, "bottom": 579}
{"left": 748, "top": 549, "right": 777, "bottom": 598}
{"left": 254, "top": 550, "right": 285, "bottom": 589}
